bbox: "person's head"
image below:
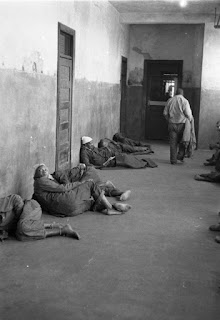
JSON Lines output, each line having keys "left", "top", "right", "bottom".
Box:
{"left": 176, "top": 88, "right": 184, "bottom": 96}
{"left": 34, "top": 164, "right": 49, "bottom": 178}
{"left": 98, "top": 139, "right": 109, "bottom": 148}
{"left": 81, "top": 136, "right": 93, "bottom": 148}
{"left": 216, "top": 121, "right": 220, "bottom": 132}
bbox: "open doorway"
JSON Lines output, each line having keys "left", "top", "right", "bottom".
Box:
{"left": 143, "top": 60, "right": 183, "bottom": 140}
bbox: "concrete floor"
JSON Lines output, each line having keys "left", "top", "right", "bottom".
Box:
{"left": 1, "top": 142, "right": 220, "bottom": 320}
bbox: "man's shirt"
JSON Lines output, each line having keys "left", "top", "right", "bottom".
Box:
{"left": 163, "top": 94, "right": 192, "bottom": 124}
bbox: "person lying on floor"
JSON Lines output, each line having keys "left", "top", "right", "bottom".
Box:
{"left": 203, "top": 120, "right": 220, "bottom": 166}
{"left": 194, "top": 154, "right": 220, "bottom": 183}
{"left": 112, "top": 132, "right": 152, "bottom": 149}
{"left": 33, "top": 164, "right": 131, "bottom": 217}
{"left": 97, "top": 138, "right": 153, "bottom": 155}
{"left": 80, "top": 136, "right": 157, "bottom": 169}
{"left": 0, "top": 194, "right": 80, "bottom": 242}
{"left": 52, "top": 163, "right": 131, "bottom": 202}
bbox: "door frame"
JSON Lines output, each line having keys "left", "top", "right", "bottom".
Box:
{"left": 56, "top": 22, "right": 75, "bottom": 171}
{"left": 143, "top": 60, "right": 183, "bottom": 140}
{"left": 120, "top": 56, "right": 127, "bottom": 135}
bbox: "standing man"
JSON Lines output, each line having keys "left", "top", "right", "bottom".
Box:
{"left": 163, "top": 88, "right": 192, "bottom": 164}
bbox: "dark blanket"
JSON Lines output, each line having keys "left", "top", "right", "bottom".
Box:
{"left": 53, "top": 166, "right": 102, "bottom": 185}
{"left": 99, "top": 154, "right": 157, "bottom": 170}
{"left": 0, "top": 194, "right": 24, "bottom": 233}
{"left": 33, "top": 177, "right": 93, "bottom": 217}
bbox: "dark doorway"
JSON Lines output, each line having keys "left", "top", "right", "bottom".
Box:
{"left": 143, "top": 60, "right": 183, "bottom": 140}
{"left": 56, "top": 23, "right": 75, "bottom": 171}
{"left": 120, "top": 56, "right": 127, "bottom": 135}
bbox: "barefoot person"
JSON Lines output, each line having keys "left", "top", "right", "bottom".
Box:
{"left": 33, "top": 164, "right": 131, "bottom": 217}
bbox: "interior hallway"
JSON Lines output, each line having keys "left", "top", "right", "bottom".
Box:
{"left": 1, "top": 142, "right": 220, "bottom": 320}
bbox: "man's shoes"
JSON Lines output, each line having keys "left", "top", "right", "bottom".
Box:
{"left": 215, "top": 235, "right": 220, "bottom": 243}
{"left": 170, "top": 161, "right": 177, "bottom": 165}
{"left": 209, "top": 223, "right": 220, "bottom": 231}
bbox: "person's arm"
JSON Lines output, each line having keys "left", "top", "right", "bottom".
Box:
{"left": 80, "top": 147, "right": 93, "bottom": 166}
{"left": 183, "top": 100, "right": 192, "bottom": 122}
{"left": 37, "top": 177, "right": 82, "bottom": 193}
{"left": 163, "top": 102, "right": 170, "bottom": 121}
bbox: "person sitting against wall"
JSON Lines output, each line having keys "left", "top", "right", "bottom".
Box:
{"left": 203, "top": 120, "right": 220, "bottom": 166}
{"left": 112, "top": 132, "right": 152, "bottom": 149}
{"left": 33, "top": 164, "right": 131, "bottom": 217}
{"left": 0, "top": 194, "right": 80, "bottom": 242}
{"left": 80, "top": 136, "right": 157, "bottom": 169}
{"left": 97, "top": 138, "right": 153, "bottom": 155}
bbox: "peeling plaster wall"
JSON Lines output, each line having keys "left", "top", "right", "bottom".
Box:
{"left": 0, "top": 1, "right": 129, "bottom": 198}
{"left": 199, "top": 22, "right": 220, "bottom": 148}
{"left": 127, "top": 24, "right": 204, "bottom": 141}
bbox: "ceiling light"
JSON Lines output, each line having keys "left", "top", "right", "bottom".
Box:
{"left": 180, "top": 0, "right": 187, "bottom": 7}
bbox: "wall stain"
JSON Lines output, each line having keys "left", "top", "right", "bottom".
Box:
{"left": 22, "top": 51, "right": 44, "bottom": 74}
{"left": 128, "top": 67, "right": 143, "bottom": 86}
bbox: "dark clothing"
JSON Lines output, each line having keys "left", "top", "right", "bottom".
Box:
{"left": 99, "top": 138, "right": 152, "bottom": 154}
{"left": 0, "top": 195, "right": 45, "bottom": 241}
{"left": 33, "top": 176, "right": 102, "bottom": 217}
{"left": 53, "top": 166, "right": 123, "bottom": 197}
{"left": 80, "top": 145, "right": 155, "bottom": 169}
{"left": 113, "top": 133, "right": 151, "bottom": 148}
{"left": 53, "top": 165, "right": 102, "bottom": 185}
{"left": 80, "top": 145, "right": 115, "bottom": 167}
{"left": 195, "top": 172, "right": 220, "bottom": 183}
{"left": 0, "top": 194, "right": 24, "bottom": 234}
{"left": 16, "top": 199, "right": 46, "bottom": 241}
{"left": 168, "top": 123, "right": 186, "bottom": 163}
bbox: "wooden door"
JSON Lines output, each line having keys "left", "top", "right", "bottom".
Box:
{"left": 56, "top": 23, "right": 75, "bottom": 171}
{"left": 120, "top": 56, "right": 127, "bottom": 135}
{"left": 143, "top": 60, "right": 183, "bottom": 140}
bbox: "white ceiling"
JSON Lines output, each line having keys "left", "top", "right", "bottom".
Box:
{"left": 109, "top": 0, "right": 220, "bottom": 24}
{"left": 109, "top": 0, "right": 220, "bottom": 15}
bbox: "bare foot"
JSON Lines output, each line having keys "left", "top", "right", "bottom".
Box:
{"left": 101, "top": 209, "right": 125, "bottom": 215}
{"left": 118, "top": 190, "right": 131, "bottom": 201}
{"left": 112, "top": 203, "right": 131, "bottom": 212}
{"left": 61, "top": 224, "right": 80, "bottom": 240}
